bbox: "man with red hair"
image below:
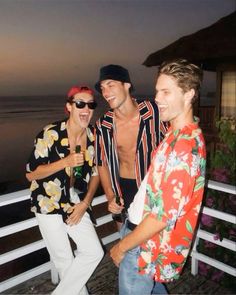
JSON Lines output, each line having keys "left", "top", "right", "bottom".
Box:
{"left": 26, "top": 86, "right": 103, "bottom": 295}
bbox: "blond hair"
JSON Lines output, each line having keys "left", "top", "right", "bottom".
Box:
{"left": 157, "top": 59, "right": 203, "bottom": 103}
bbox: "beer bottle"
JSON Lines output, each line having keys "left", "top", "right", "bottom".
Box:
{"left": 112, "top": 195, "right": 126, "bottom": 223}
{"left": 74, "top": 145, "right": 83, "bottom": 178}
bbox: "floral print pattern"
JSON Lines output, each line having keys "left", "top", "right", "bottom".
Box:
{"left": 26, "top": 120, "right": 97, "bottom": 221}
{"left": 138, "top": 121, "right": 206, "bottom": 282}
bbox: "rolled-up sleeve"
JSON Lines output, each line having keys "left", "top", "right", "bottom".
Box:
{"left": 26, "top": 129, "right": 50, "bottom": 173}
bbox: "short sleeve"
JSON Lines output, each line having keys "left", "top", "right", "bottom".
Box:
{"left": 146, "top": 138, "right": 202, "bottom": 231}
{"left": 26, "top": 125, "right": 59, "bottom": 173}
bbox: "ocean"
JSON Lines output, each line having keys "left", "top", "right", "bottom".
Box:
{"left": 0, "top": 95, "right": 108, "bottom": 194}
{"left": 0, "top": 93, "right": 215, "bottom": 195}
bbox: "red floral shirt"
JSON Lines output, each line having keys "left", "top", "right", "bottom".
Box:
{"left": 138, "top": 121, "right": 206, "bottom": 282}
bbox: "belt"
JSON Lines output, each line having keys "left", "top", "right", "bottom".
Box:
{"left": 127, "top": 220, "right": 137, "bottom": 231}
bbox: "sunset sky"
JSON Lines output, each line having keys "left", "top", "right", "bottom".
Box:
{"left": 0, "top": 0, "right": 235, "bottom": 97}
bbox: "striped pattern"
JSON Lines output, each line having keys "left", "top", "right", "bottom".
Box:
{"left": 95, "top": 100, "right": 166, "bottom": 196}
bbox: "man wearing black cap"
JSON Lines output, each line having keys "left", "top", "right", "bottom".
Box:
{"left": 95, "top": 64, "right": 166, "bottom": 228}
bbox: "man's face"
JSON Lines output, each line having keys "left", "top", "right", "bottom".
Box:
{"left": 155, "top": 74, "right": 186, "bottom": 123}
{"left": 100, "top": 79, "right": 130, "bottom": 109}
{"left": 66, "top": 92, "right": 94, "bottom": 128}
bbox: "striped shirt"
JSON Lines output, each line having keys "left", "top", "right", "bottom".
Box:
{"left": 95, "top": 100, "right": 166, "bottom": 196}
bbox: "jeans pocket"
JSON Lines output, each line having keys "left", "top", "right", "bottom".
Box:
{"left": 127, "top": 245, "right": 140, "bottom": 256}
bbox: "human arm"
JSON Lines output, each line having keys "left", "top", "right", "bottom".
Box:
{"left": 66, "top": 174, "right": 100, "bottom": 225}
{"left": 26, "top": 124, "right": 85, "bottom": 182}
{"left": 110, "top": 214, "right": 166, "bottom": 266}
{"left": 111, "top": 127, "right": 206, "bottom": 270}
{"left": 97, "top": 165, "right": 114, "bottom": 202}
{"left": 95, "top": 121, "right": 123, "bottom": 214}
{"left": 97, "top": 165, "right": 124, "bottom": 214}
{"left": 26, "top": 152, "right": 84, "bottom": 182}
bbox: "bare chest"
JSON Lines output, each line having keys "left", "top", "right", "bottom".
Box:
{"left": 115, "top": 117, "right": 139, "bottom": 159}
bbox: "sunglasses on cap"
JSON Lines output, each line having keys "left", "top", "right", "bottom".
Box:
{"left": 70, "top": 100, "right": 97, "bottom": 110}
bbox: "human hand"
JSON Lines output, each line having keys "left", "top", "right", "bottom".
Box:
{"left": 108, "top": 197, "right": 124, "bottom": 214}
{"left": 66, "top": 202, "right": 87, "bottom": 225}
{"left": 110, "top": 242, "right": 126, "bottom": 267}
{"left": 64, "top": 152, "right": 84, "bottom": 168}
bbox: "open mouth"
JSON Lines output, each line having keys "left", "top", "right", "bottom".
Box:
{"left": 106, "top": 96, "right": 115, "bottom": 102}
{"left": 79, "top": 113, "right": 90, "bottom": 121}
{"left": 158, "top": 104, "right": 168, "bottom": 113}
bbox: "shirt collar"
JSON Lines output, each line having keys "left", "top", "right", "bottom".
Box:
{"left": 166, "top": 116, "right": 200, "bottom": 137}
{"left": 101, "top": 100, "right": 154, "bottom": 130}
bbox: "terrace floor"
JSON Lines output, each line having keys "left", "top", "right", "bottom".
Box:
{"left": 2, "top": 243, "right": 235, "bottom": 295}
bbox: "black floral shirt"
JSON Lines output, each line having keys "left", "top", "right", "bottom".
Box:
{"left": 26, "top": 119, "right": 97, "bottom": 220}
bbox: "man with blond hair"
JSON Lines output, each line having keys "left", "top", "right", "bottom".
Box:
{"left": 111, "top": 59, "right": 206, "bottom": 295}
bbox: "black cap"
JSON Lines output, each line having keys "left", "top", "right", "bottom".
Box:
{"left": 95, "top": 64, "right": 134, "bottom": 93}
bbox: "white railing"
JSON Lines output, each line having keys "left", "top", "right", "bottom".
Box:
{"left": 191, "top": 180, "right": 236, "bottom": 277}
{"left": 0, "top": 191, "right": 119, "bottom": 293}
{"left": 0, "top": 180, "right": 235, "bottom": 292}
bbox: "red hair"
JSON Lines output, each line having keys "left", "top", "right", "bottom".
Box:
{"left": 65, "top": 85, "right": 94, "bottom": 115}
{"left": 67, "top": 86, "right": 94, "bottom": 103}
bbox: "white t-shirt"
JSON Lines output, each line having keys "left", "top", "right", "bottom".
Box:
{"left": 128, "top": 173, "right": 148, "bottom": 225}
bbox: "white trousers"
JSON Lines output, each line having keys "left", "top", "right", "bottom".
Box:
{"left": 35, "top": 212, "right": 104, "bottom": 295}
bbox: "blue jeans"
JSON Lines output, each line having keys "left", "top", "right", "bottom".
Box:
{"left": 119, "top": 221, "right": 168, "bottom": 295}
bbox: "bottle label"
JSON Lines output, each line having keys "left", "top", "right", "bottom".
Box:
{"left": 74, "top": 167, "right": 82, "bottom": 178}
{"left": 74, "top": 145, "right": 82, "bottom": 178}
